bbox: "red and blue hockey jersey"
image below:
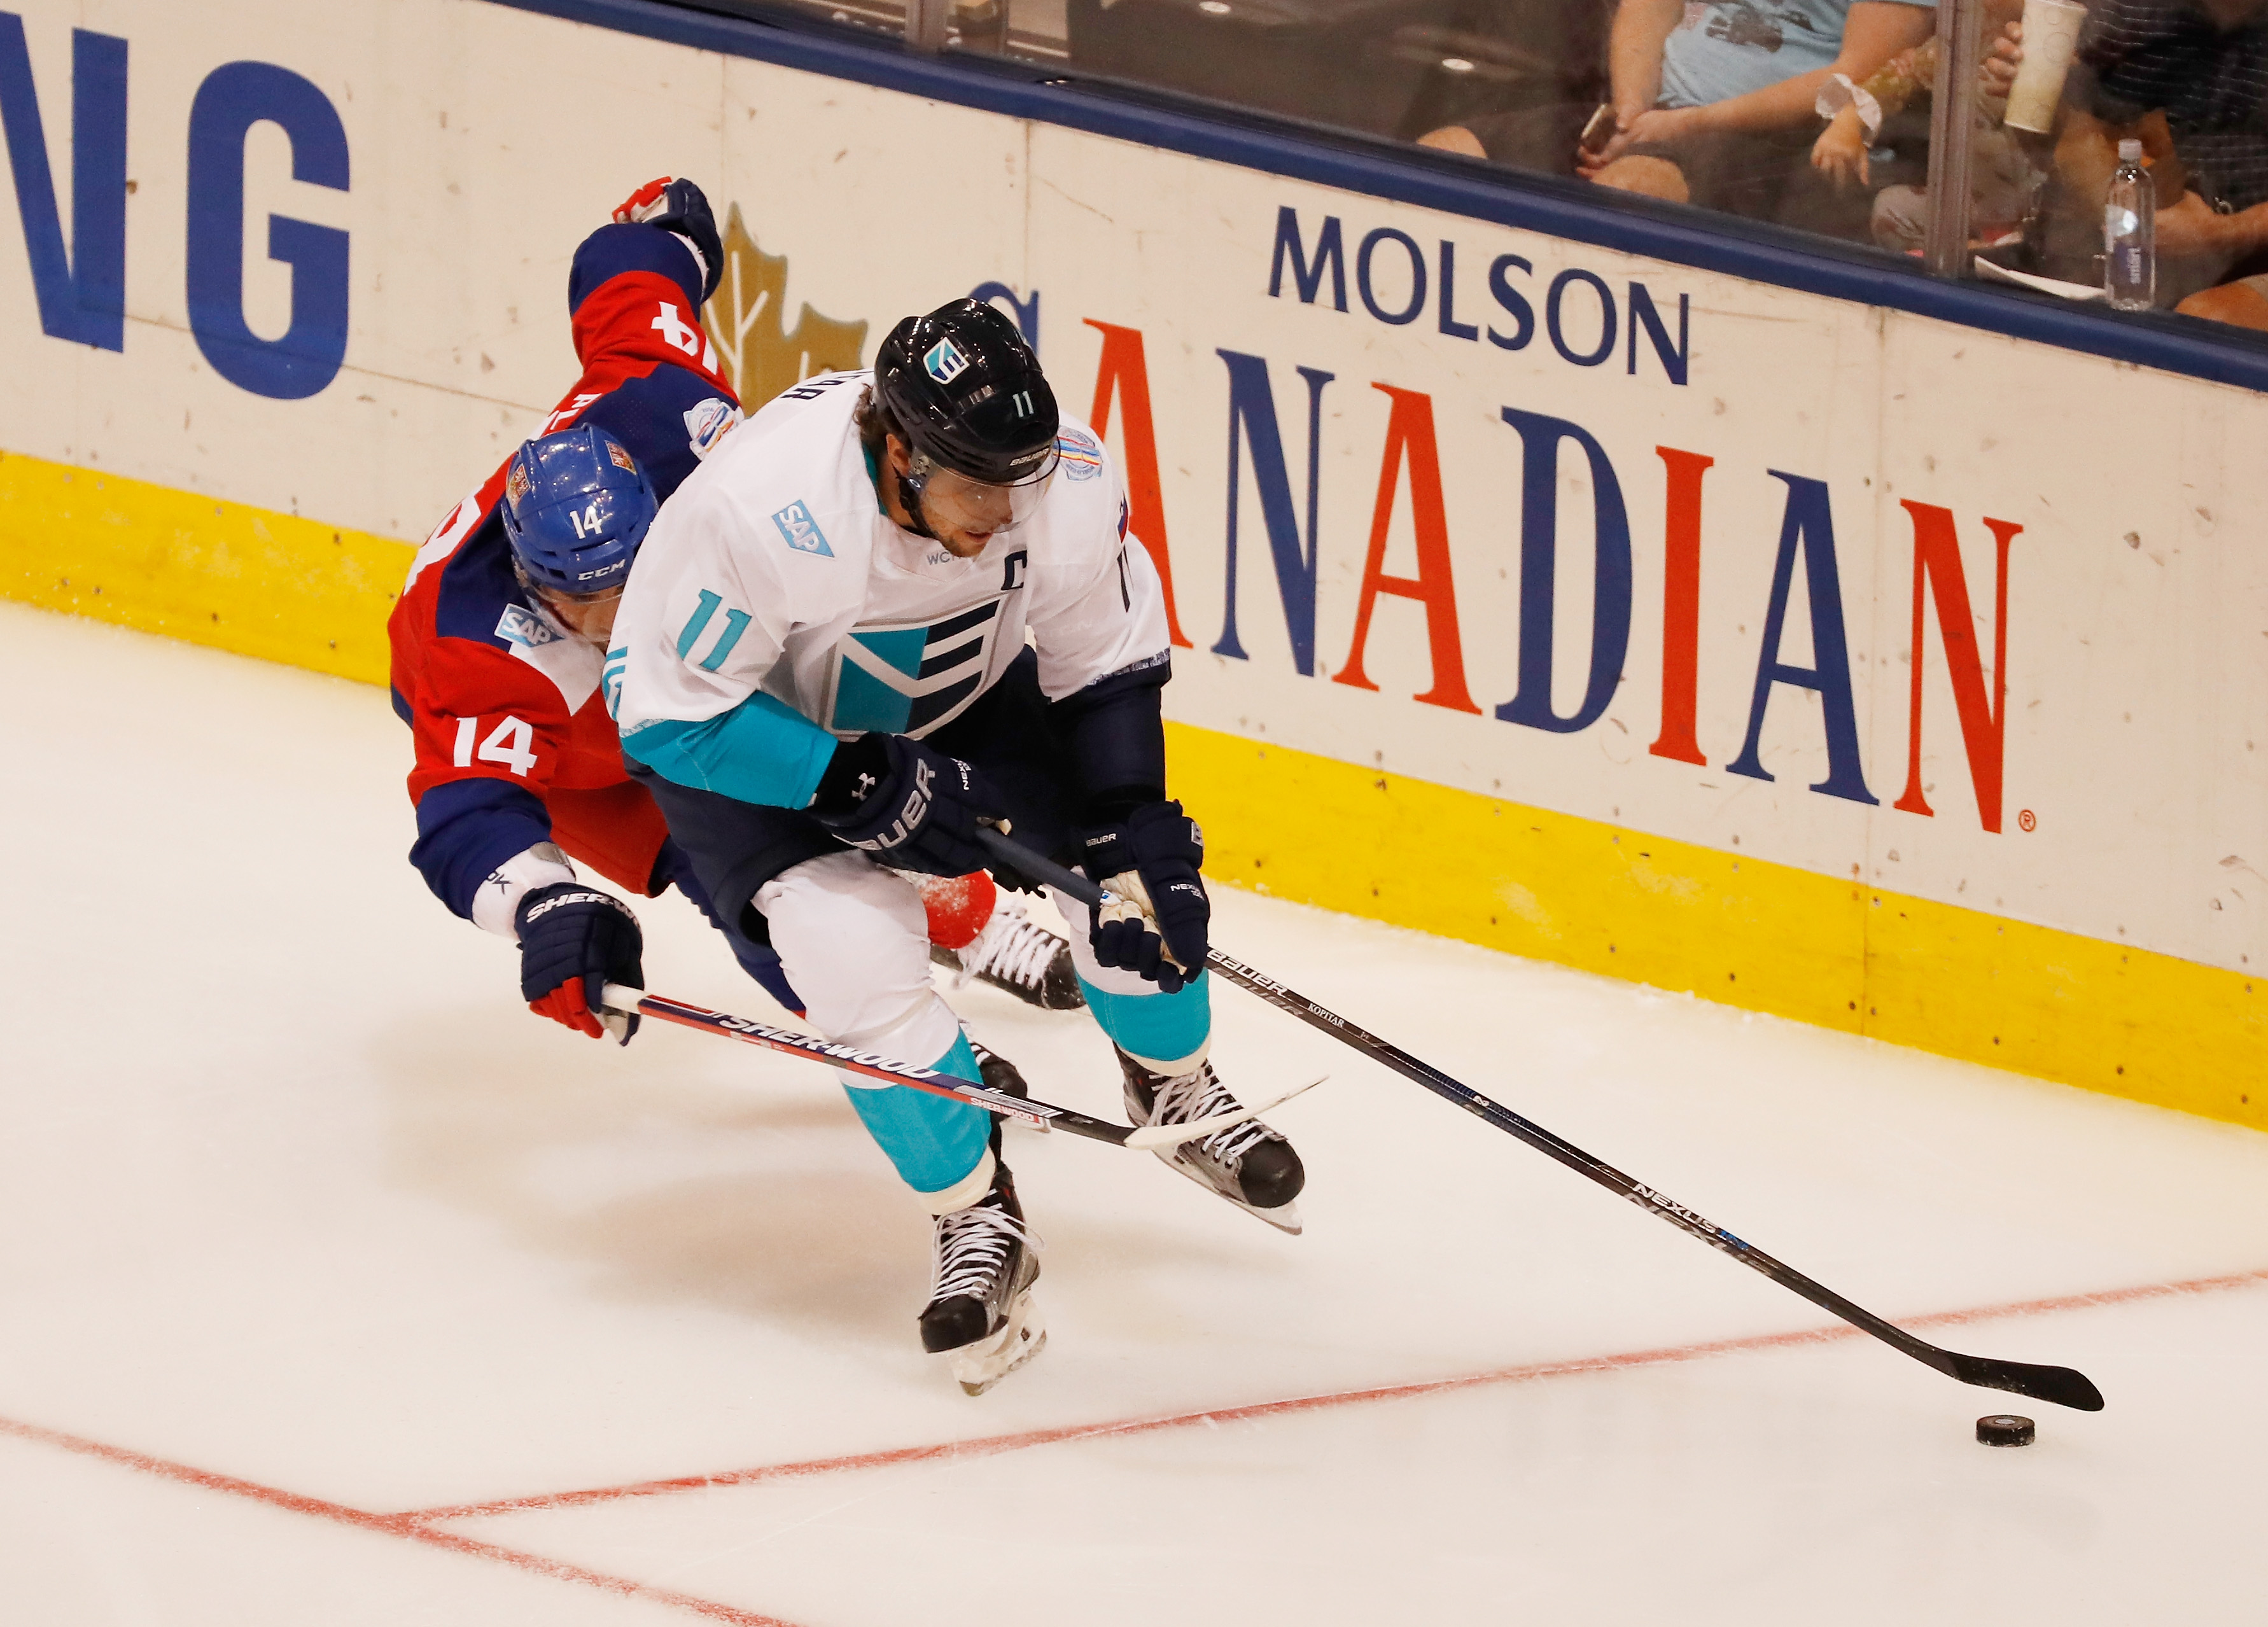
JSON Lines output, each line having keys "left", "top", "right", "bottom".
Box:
{"left": 388, "top": 220, "right": 740, "bottom": 919}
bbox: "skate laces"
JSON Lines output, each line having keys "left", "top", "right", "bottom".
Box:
{"left": 1148, "top": 1064, "right": 1274, "bottom": 1163}
{"left": 956, "top": 902, "right": 1065, "bottom": 992}
{"left": 931, "top": 1196, "right": 1042, "bottom": 1302}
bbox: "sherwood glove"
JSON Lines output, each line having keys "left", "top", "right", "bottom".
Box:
{"left": 515, "top": 882, "right": 644, "bottom": 1042}
{"left": 612, "top": 176, "right": 724, "bottom": 301}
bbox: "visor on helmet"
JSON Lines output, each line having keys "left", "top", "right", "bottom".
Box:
{"left": 909, "top": 445, "right": 1058, "bottom": 538}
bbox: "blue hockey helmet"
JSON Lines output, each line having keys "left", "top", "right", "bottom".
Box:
{"left": 499, "top": 424, "right": 657, "bottom": 596}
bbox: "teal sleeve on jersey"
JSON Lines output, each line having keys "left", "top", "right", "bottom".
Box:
{"left": 619, "top": 690, "right": 838, "bottom": 809}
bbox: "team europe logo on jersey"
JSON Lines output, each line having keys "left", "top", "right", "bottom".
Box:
{"left": 924, "top": 338, "right": 970, "bottom": 384}
{"left": 824, "top": 597, "right": 1007, "bottom": 738}
{"left": 771, "top": 499, "right": 834, "bottom": 557}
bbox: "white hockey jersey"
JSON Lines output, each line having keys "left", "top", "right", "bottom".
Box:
{"left": 606, "top": 370, "right": 1170, "bottom": 810}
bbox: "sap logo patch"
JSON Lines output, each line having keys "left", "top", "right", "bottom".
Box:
{"left": 771, "top": 500, "right": 834, "bottom": 557}
{"left": 1057, "top": 426, "right": 1103, "bottom": 481}
{"left": 924, "top": 337, "right": 969, "bottom": 384}
{"left": 495, "top": 604, "right": 559, "bottom": 648}
{"left": 684, "top": 396, "right": 741, "bottom": 461}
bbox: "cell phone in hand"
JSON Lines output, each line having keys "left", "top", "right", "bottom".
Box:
{"left": 1578, "top": 104, "right": 1615, "bottom": 152}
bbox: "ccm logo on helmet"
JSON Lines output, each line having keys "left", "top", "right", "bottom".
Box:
{"left": 924, "top": 338, "right": 970, "bottom": 384}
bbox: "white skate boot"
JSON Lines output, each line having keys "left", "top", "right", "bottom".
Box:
{"left": 933, "top": 898, "right": 1084, "bottom": 1010}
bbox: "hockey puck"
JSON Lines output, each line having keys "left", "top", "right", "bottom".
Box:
{"left": 1976, "top": 1414, "right": 2035, "bottom": 1448}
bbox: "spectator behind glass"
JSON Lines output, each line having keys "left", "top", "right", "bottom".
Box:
{"left": 1810, "top": 10, "right": 2036, "bottom": 251}
{"left": 1420, "top": 0, "right": 1938, "bottom": 223}
{"left": 2054, "top": 0, "right": 2268, "bottom": 325}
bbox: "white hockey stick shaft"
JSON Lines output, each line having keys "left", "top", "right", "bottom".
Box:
{"left": 599, "top": 984, "right": 1315, "bottom": 1152}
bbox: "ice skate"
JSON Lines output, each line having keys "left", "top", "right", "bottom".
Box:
{"left": 932, "top": 898, "right": 1084, "bottom": 1010}
{"left": 1117, "top": 1049, "right": 1306, "bottom": 1234}
{"left": 920, "top": 1164, "right": 1046, "bottom": 1395}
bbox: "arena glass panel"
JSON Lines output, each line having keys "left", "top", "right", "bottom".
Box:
{"left": 939, "top": 0, "right": 2268, "bottom": 347}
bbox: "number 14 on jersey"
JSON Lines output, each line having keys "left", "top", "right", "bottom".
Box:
{"left": 452, "top": 714, "right": 538, "bottom": 776}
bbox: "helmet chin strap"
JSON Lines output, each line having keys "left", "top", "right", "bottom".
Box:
{"left": 892, "top": 443, "right": 944, "bottom": 541}
{"left": 896, "top": 468, "right": 941, "bottom": 541}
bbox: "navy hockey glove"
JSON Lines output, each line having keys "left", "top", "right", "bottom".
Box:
{"left": 1079, "top": 800, "right": 1208, "bottom": 993}
{"left": 515, "top": 883, "right": 644, "bottom": 1042}
{"left": 811, "top": 732, "right": 1015, "bottom": 880}
{"left": 612, "top": 176, "right": 724, "bottom": 301}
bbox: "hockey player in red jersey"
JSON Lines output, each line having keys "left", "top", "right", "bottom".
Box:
{"left": 387, "top": 178, "right": 1070, "bottom": 1064}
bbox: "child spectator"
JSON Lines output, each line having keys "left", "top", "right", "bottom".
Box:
{"left": 1809, "top": 12, "right": 2034, "bottom": 250}
{"left": 1422, "top": 0, "right": 1939, "bottom": 223}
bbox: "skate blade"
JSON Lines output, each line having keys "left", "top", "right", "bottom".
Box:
{"left": 948, "top": 1290, "right": 1047, "bottom": 1396}
{"left": 1156, "top": 1149, "right": 1304, "bottom": 1235}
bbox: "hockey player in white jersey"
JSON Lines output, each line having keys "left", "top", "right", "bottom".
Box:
{"left": 608, "top": 298, "right": 1304, "bottom": 1392}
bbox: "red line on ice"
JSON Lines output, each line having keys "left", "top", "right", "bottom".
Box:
{"left": 0, "top": 1413, "right": 799, "bottom": 1627}
{"left": 401, "top": 1262, "right": 2268, "bottom": 1524}
{"left": 8, "top": 1259, "right": 2258, "bottom": 1624}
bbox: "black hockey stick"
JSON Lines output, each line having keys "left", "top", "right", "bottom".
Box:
{"left": 598, "top": 984, "right": 1313, "bottom": 1153}
{"left": 976, "top": 829, "right": 2106, "bottom": 1413}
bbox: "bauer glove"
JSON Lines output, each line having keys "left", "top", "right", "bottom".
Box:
{"left": 811, "top": 732, "right": 1020, "bottom": 881}
{"left": 612, "top": 176, "right": 724, "bottom": 302}
{"left": 515, "top": 882, "right": 644, "bottom": 1042}
{"left": 1079, "top": 800, "right": 1207, "bottom": 993}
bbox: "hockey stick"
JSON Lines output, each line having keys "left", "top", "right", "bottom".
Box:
{"left": 976, "top": 829, "right": 2106, "bottom": 1413}
{"left": 598, "top": 984, "right": 1317, "bottom": 1154}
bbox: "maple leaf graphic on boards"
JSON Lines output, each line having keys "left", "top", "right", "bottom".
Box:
{"left": 702, "top": 205, "right": 868, "bottom": 410}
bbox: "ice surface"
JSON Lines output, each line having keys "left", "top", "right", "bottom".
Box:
{"left": 4, "top": 600, "right": 2265, "bottom": 1624}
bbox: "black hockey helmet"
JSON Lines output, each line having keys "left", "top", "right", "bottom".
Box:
{"left": 873, "top": 298, "right": 1060, "bottom": 496}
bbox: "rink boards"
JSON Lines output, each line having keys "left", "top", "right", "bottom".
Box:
{"left": 0, "top": 0, "right": 2259, "bottom": 1123}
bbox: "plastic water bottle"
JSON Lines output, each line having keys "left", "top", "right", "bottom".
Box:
{"left": 2104, "top": 138, "right": 2156, "bottom": 311}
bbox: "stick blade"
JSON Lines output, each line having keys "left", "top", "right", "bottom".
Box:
{"left": 1122, "top": 1074, "right": 1326, "bottom": 1153}
{"left": 1947, "top": 1351, "right": 2105, "bottom": 1412}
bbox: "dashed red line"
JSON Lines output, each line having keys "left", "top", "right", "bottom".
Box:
{"left": 0, "top": 1414, "right": 798, "bottom": 1627}
{"left": 401, "top": 1262, "right": 2268, "bottom": 1524}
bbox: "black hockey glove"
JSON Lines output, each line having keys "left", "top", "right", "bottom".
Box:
{"left": 515, "top": 883, "right": 643, "bottom": 1043}
{"left": 811, "top": 732, "right": 1016, "bottom": 880}
{"left": 611, "top": 176, "right": 724, "bottom": 302}
{"left": 1079, "top": 800, "right": 1208, "bottom": 993}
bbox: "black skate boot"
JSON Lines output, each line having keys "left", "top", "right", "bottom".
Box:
{"left": 963, "top": 1030, "right": 1030, "bottom": 1103}
{"left": 919, "top": 1163, "right": 1046, "bottom": 1395}
{"left": 962, "top": 1029, "right": 1040, "bottom": 1134}
{"left": 1117, "top": 1049, "right": 1305, "bottom": 1234}
{"left": 932, "top": 898, "right": 1084, "bottom": 1010}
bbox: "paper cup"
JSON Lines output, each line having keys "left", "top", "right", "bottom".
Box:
{"left": 2003, "top": 0, "right": 2089, "bottom": 134}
